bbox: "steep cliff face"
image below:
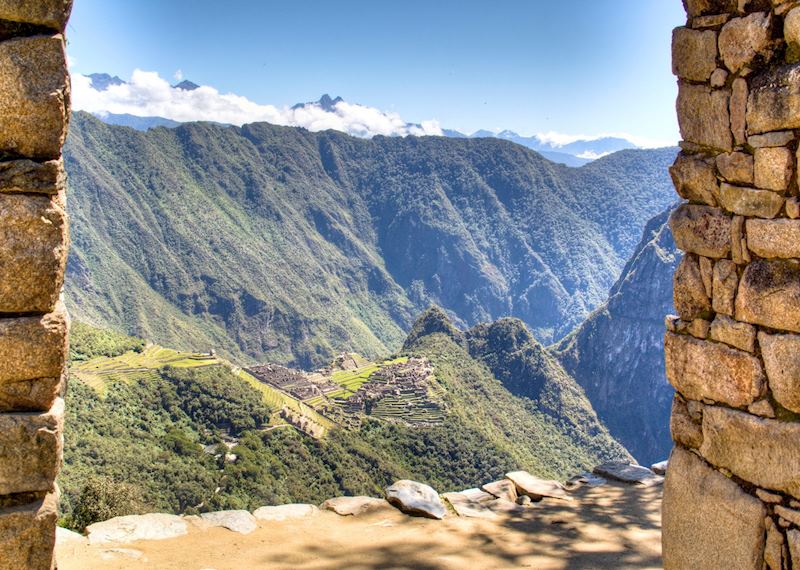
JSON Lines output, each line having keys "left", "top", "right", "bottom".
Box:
{"left": 554, "top": 208, "right": 678, "bottom": 465}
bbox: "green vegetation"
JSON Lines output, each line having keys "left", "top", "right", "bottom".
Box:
{"left": 64, "top": 112, "right": 675, "bottom": 368}
{"left": 69, "top": 321, "right": 146, "bottom": 361}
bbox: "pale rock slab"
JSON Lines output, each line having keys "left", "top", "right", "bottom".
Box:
{"left": 749, "top": 130, "right": 795, "bottom": 147}
{"left": 736, "top": 259, "right": 800, "bottom": 332}
{"left": 481, "top": 479, "right": 517, "bottom": 502}
{"left": 709, "top": 315, "right": 756, "bottom": 352}
{"left": 670, "top": 153, "right": 720, "bottom": 206}
{"left": 664, "top": 332, "right": 765, "bottom": 407}
{"left": 719, "top": 12, "right": 772, "bottom": 74}
{"left": 716, "top": 151, "right": 754, "bottom": 185}
{"left": 86, "top": 513, "right": 188, "bottom": 545}
{"left": 252, "top": 504, "right": 318, "bottom": 522}
{"left": 720, "top": 182, "right": 784, "bottom": 218}
{"left": 677, "top": 83, "right": 733, "bottom": 151}
{"left": 0, "top": 0, "right": 73, "bottom": 30}
{"left": 701, "top": 406, "right": 800, "bottom": 498}
{"left": 0, "top": 158, "right": 64, "bottom": 194}
{"left": 671, "top": 396, "right": 704, "bottom": 449}
{"left": 712, "top": 259, "right": 738, "bottom": 316}
{"left": 754, "top": 146, "right": 793, "bottom": 191}
{"left": 385, "top": 480, "right": 446, "bottom": 519}
{"left": 674, "top": 254, "right": 712, "bottom": 320}
{"left": 670, "top": 204, "right": 731, "bottom": 258}
{"left": 199, "top": 510, "right": 257, "bottom": 535}
{"left": 672, "top": 27, "right": 718, "bottom": 81}
{"left": 55, "top": 526, "right": 87, "bottom": 546}
{"left": 746, "top": 219, "right": 800, "bottom": 258}
{"left": 320, "top": 496, "right": 394, "bottom": 517}
{"left": 593, "top": 462, "right": 663, "bottom": 487}
{"left": 505, "top": 471, "right": 571, "bottom": 501}
{"left": 0, "top": 492, "right": 58, "bottom": 570}
{"left": 663, "top": 447, "right": 766, "bottom": 570}
{"left": 442, "top": 493, "right": 498, "bottom": 519}
{"left": 758, "top": 331, "right": 800, "bottom": 413}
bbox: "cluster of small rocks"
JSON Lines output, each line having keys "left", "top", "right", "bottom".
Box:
{"left": 666, "top": 1, "right": 800, "bottom": 569}
{"left": 0, "top": 1, "right": 73, "bottom": 569}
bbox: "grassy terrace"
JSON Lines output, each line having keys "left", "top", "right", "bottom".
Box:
{"left": 330, "top": 356, "right": 409, "bottom": 398}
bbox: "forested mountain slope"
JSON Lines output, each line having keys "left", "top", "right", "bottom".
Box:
{"left": 64, "top": 112, "right": 675, "bottom": 367}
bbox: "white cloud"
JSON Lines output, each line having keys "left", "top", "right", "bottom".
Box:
{"left": 530, "top": 130, "right": 675, "bottom": 149}
{"left": 71, "top": 70, "right": 443, "bottom": 138}
{"left": 174, "top": 69, "right": 183, "bottom": 82}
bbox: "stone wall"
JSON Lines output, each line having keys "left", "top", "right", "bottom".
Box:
{"left": 0, "top": 1, "right": 72, "bottom": 568}
{"left": 664, "top": 1, "right": 800, "bottom": 568}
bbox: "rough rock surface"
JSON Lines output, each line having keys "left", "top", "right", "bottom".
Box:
{"left": 0, "top": 158, "right": 64, "bottom": 194}
{"left": 199, "top": 510, "right": 257, "bottom": 535}
{"left": 662, "top": 446, "right": 766, "bottom": 570}
{"left": 252, "top": 504, "right": 318, "bottom": 522}
{"left": 718, "top": 12, "right": 772, "bottom": 74}
{"left": 746, "top": 219, "right": 800, "bottom": 258}
{"left": 0, "top": 0, "right": 73, "bottom": 30}
{"left": 505, "top": 471, "right": 572, "bottom": 500}
{"left": 592, "top": 462, "right": 663, "bottom": 487}
{"left": 716, "top": 152, "right": 754, "bottom": 185}
{"left": 481, "top": 479, "right": 517, "bottom": 503}
{"left": 320, "top": 496, "right": 394, "bottom": 517}
{"left": 747, "top": 63, "right": 800, "bottom": 134}
{"left": 442, "top": 493, "right": 498, "bottom": 519}
{"left": 712, "top": 259, "right": 738, "bottom": 316}
{"left": 671, "top": 396, "right": 704, "bottom": 449}
{"left": 86, "top": 513, "right": 188, "bottom": 545}
{"left": 719, "top": 183, "right": 784, "bottom": 218}
{"left": 674, "top": 254, "right": 712, "bottom": 320}
{"left": 672, "top": 27, "right": 718, "bottom": 81}
{"left": 670, "top": 154, "right": 719, "bottom": 205}
{"left": 758, "top": 331, "right": 800, "bottom": 413}
{"left": 709, "top": 315, "right": 756, "bottom": 352}
{"left": 0, "top": 492, "right": 58, "bottom": 570}
{"left": 677, "top": 83, "right": 732, "bottom": 151}
{"left": 736, "top": 260, "right": 800, "bottom": 332}
{"left": 669, "top": 204, "right": 731, "bottom": 258}
{"left": 385, "top": 480, "right": 446, "bottom": 519}
{"left": 754, "top": 147, "right": 793, "bottom": 191}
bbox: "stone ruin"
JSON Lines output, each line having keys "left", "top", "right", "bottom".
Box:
{"left": 0, "top": 1, "right": 72, "bottom": 568}
{"left": 665, "top": 0, "right": 800, "bottom": 568}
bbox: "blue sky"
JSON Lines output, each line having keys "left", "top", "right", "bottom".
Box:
{"left": 66, "top": 0, "right": 685, "bottom": 144}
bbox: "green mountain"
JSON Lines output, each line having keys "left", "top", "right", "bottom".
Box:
{"left": 64, "top": 112, "right": 676, "bottom": 368}
{"left": 60, "top": 315, "right": 628, "bottom": 530}
{"left": 554, "top": 208, "right": 678, "bottom": 465}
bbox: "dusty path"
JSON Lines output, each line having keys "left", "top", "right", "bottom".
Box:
{"left": 57, "top": 481, "right": 662, "bottom": 570}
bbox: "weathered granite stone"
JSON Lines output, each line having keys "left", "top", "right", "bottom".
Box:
{"left": 754, "top": 146, "right": 793, "bottom": 191}
{"left": 736, "top": 259, "right": 800, "bottom": 331}
{"left": 0, "top": 492, "right": 57, "bottom": 570}
{"left": 0, "top": 306, "right": 67, "bottom": 384}
{"left": 385, "top": 480, "right": 446, "bottom": 519}
{"left": 731, "top": 77, "right": 749, "bottom": 145}
{"left": 720, "top": 182, "right": 784, "bottom": 218}
{"left": 687, "top": 318, "right": 711, "bottom": 339}
{"left": 0, "top": 0, "right": 72, "bottom": 31}
{"left": 55, "top": 526, "right": 87, "bottom": 546}
{"left": 731, "top": 214, "right": 748, "bottom": 264}
{"left": 662, "top": 446, "right": 766, "bottom": 570}
{"left": 747, "top": 219, "right": 800, "bottom": 258}
{"left": 787, "top": 196, "right": 800, "bottom": 218}
{"left": 674, "top": 254, "right": 713, "bottom": 320}
{"left": 677, "top": 83, "right": 733, "bottom": 151}
{"left": 199, "top": 510, "right": 257, "bottom": 534}
{"left": 0, "top": 35, "right": 69, "bottom": 160}
{"left": 701, "top": 406, "right": 800, "bottom": 497}
{"left": 0, "top": 397, "right": 63, "bottom": 495}
{"left": 670, "top": 204, "right": 731, "bottom": 258}
{"left": 693, "top": 14, "right": 731, "bottom": 29}
{"left": 789, "top": 530, "right": 800, "bottom": 567}
{"left": 0, "top": 375, "right": 63, "bottom": 414}
{"left": 699, "top": 256, "right": 713, "bottom": 296}
{"left": 673, "top": 27, "right": 718, "bottom": 81}
{"left": 710, "top": 315, "right": 756, "bottom": 352}
{"left": 593, "top": 462, "right": 663, "bottom": 487}
{"left": 710, "top": 67, "right": 729, "bottom": 87}
{"left": 671, "top": 396, "right": 704, "bottom": 449}
{"left": 457, "top": 488, "right": 496, "bottom": 504}
{"left": 320, "top": 496, "right": 394, "bottom": 516}
{"left": 719, "top": 12, "right": 772, "bottom": 73}
{"left": 785, "top": 7, "right": 800, "bottom": 51}
{"left": 749, "top": 130, "right": 795, "bottom": 147}
{"left": 756, "top": 488, "right": 784, "bottom": 503}
{"left": 442, "top": 493, "right": 498, "bottom": 519}
{"left": 252, "top": 504, "right": 318, "bottom": 522}
{"left": 481, "top": 479, "right": 517, "bottom": 503}
{"left": 505, "top": 471, "right": 571, "bottom": 500}
{"left": 664, "top": 332, "right": 765, "bottom": 406}
{"left": 776, "top": 505, "right": 800, "bottom": 526}
{"left": 747, "top": 63, "right": 800, "bottom": 134}
{"left": 764, "top": 517, "right": 786, "bottom": 570}
{"left": 670, "top": 153, "right": 720, "bottom": 206}
{"left": 0, "top": 191, "right": 68, "bottom": 313}
{"left": 716, "top": 152, "right": 754, "bottom": 185}
{"left": 86, "top": 513, "right": 188, "bottom": 545}
{"left": 758, "top": 331, "right": 800, "bottom": 413}
{"left": 713, "top": 259, "right": 738, "bottom": 315}
{"left": 748, "top": 398, "right": 776, "bottom": 417}
{"left": 684, "top": 0, "right": 738, "bottom": 17}
{"left": 0, "top": 158, "right": 64, "bottom": 194}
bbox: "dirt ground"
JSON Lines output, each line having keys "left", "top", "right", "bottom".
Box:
{"left": 56, "top": 481, "right": 662, "bottom": 570}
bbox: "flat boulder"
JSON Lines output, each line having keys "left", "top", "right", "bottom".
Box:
{"left": 505, "top": 471, "right": 572, "bottom": 501}
{"left": 593, "top": 462, "right": 664, "bottom": 487}
{"left": 385, "top": 480, "right": 446, "bottom": 519}
{"left": 320, "top": 496, "right": 394, "bottom": 517}
{"left": 481, "top": 479, "right": 518, "bottom": 502}
{"left": 199, "top": 510, "right": 257, "bottom": 535}
{"left": 56, "top": 526, "right": 87, "bottom": 546}
{"left": 86, "top": 513, "right": 188, "bottom": 545}
{"left": 253, "top": 504, "right": 318, "bottom": 522}
{"left": 442, "top": 493, "right": 498, "bottom": 519}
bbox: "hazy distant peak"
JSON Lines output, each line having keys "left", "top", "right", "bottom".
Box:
{"left": 87, "top": 73, "right": 125, "bottom": 92}
{"left": 292, "top": 94, "right": 345, "bottom": 112}
{"left": 174, "top": 80, "right": 200, "bottom": 91}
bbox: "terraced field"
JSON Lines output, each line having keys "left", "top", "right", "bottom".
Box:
{"left": 329, "top": 357, "right": 409, "bottom": 398}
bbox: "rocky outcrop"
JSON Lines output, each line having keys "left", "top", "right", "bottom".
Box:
{"left": 86, "top": 513, "right": 188, "bottom": 545}
{"left": 385, "top": 480, "right": 446, "bottom": 519}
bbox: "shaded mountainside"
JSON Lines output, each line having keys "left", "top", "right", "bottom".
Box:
{"left": 61, "top": 316, "right": 628, "bottom": 530}
{"left": 554, "top": 208, "right": 678, "bottom": 465}
{"left": 64, "top": 112, "right": 676, "bottom": 367}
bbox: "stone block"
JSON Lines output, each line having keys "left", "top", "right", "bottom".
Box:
{"left": 746, "top": 219, "right": 800, "bottom": 258}
{"left": 0, "top": 191, "right": 68, "bottom": 313}
{"left": 683, "top": 0, "right": 738, "bottom": 18}
{"left": 699, "top": 256, "right": 713, "bottom": 297}
{"left": 719, "top": 12, "right": 772, "bottom": 74}
{"left": 709, "top": 315, "right": 756, "bottom": 352}
{"left": 720, "top": 182, "right": 784, "bottom": 218}
{"left": 716, "top": 152, "right": 754, "bottom": 185}
{"left": 0, "top": 398, "right": 63, "bottom": 495}
{"left": 787, "top": 197, "right": 800, "bottom": 218}
{"left": 0, "top": 0, "right": 72, "bottom": 31}
{"left": 0, "top": 306, "right": 67, "bottom": 384}
{"left": 662, "top": 446, "right": 766, "bottom": 570}
{"left": 731, "top": 77, "right": 748, "bottom": 146}
{"left": 713, "top": 259, "right": 738, "bottom": 315}
{"left": 687, "top": 318, "right": 711, "bottom": 339}
{"left": 758, "top": 331, "right": 800, "bottom": 413}
{"left": 0, "top": 35, "right": 69, "bottom": 160}
{"left": 747, "top": 398, "right": 775, "bottom": 418}
{"left": 665, "top": 332, "right": 765, "bottom": 407}
{"left": 670, "top": 153, "right": 720, "bottom": 206}
{"left": 672, "top": 27, "right": 718, "bottom": 81}
{"left": 736, "top": 259, "right": 800, "bottom": 332}
{"left": 785, "top": 7, "right": 800, "bottom": 51}
{"left": 710, "top": 68, "right": 729, "bottom": 87}
{"left": 678, "top": 83, "right": 733, "bottom": 151}
{"left": 764, "top": 517, "right": 786, "bottom": 570}
{"left": 693, "top": 14, "right": 731, "bottom": 29}
{"left": 731, "top": 214, "right": 748, "bottom": 265}
{"left": 674, "top": 254, "right": 713, "bottom": 320}
{"left": 671, "top": 396, "right": 704, "bottom": 448}
{"left": 0, "top": 492, "right": 57, "bottom": 570}
{"left": 754, "top": 147, "right": 793, "bottom": 191}
{"left": 670, "top": 204, "right": 731, "bottom": 258}
{"left": 749, "top": 131, "right": 794, "bottom": 147}
{"left": 701, "top": 406, "right": 800, "bottom": 498}
{"left": 747, "top": 63, "right": 800, "bottom": 134}
{"left": 0, "top": 158, "right": 64, "bottom": 194}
